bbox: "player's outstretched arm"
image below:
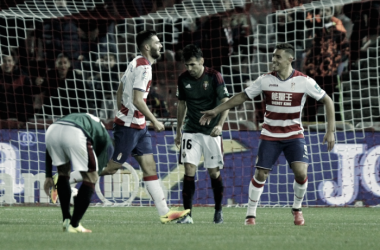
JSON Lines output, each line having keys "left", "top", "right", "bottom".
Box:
{"left": 320, "top": 94, "right": 335, "bottom": 151}
{"left": 200, "top": 92, "right": 249, "bottom": 125}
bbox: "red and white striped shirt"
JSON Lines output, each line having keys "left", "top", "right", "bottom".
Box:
{"left": 114, "top": 56, "right": 152, "bottom": 129}
{"left": 245, "top": 70, "right": 326, "bottom": 140}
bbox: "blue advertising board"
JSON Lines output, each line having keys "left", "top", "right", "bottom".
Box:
{"left": 1, "top": 129, "right": 380, "bottom": 206}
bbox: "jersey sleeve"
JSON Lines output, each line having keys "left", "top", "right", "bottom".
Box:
{"left": 244, "top": 76, "right": 263, "bottom": 99}
{"left": 132, "top": 65, "right": 151, "bottom": 92}
{"left": 213, "top": 72, "right": 230, "bottom": 100}
{"left": 304, "top": 76, "right": 326, "bottom": 101}
{"left": 176, "top": 75, "right": 186, "bottom": 100}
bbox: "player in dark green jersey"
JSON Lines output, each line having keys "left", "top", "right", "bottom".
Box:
{"left": 43, "top": 113, "right": 114, "bottom": 233}
{"left": 175, "top": 44, "right": 230, "bottom": 224}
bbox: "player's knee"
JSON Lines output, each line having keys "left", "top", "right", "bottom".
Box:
{"left": 57, "top": 162, "right": 71, "bottom": 176}
{"left": 184, "top": 164, "right": 197, "bottom": 176}
{"left": 292, "top": 163, "right": 308, "bottom": 181}
{"left": 294, "top": 172, "right": 307, "bottom": 182}
{"left": 101, "top": 160, "right": 122, "bottom": 176}
{"left": 208, "top": 168, "right": 220, "bottom": 179}
{"left": 82, "top": 171, "right": 98, "bottom": 184}
{"left": 255, "top": 168, "right": 269, "bottom": 182}
{"left": 140, "top": 164, "right": 157, "bottom": 176}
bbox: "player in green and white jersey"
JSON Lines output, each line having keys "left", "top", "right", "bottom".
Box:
{"left": 44, "top": 113, "right": 114, "bottom": 233}
{"left": 175, "top": 44, "right": 230, "bottom": 224}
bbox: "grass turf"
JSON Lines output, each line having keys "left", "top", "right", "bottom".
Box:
{"left": 0, "top": 206, "right": 379, "bottom": 250}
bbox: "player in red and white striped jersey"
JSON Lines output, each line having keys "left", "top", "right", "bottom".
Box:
{"left": 100, "top": 30, "right": 190, "bottom": 223}
{"left": 200, "top": 43, "right": 335, "bottom": 226}
{"left": 113, "top": 54, "right": 151, "bottom": 128}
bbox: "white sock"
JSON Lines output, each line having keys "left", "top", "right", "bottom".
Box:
{"left": 292, "top": 178, "right": 308, "bottom": 209}
{"left": 246, "top": 176, "right": 266, "bottom": 217}
{"left": 144, "top": 176, "right": 170, "bottom": 216}
{"left": 69, "top": 171, "right": 83, "bottom": 184}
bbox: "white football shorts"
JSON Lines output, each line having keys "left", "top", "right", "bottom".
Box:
{"left": 179, "top": 132, "right": 224, "bottom": 169}
{"left": 45, "top": 123, "right": 98, "bottom": 172}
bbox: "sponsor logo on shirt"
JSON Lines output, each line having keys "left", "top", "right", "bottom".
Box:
{"left": 291, "top": 82, "right": 295, "bottom": 90}
{"left": 269, "top": 84, "right": 278, "bottom": 87}
{"left": 314, "top": 84, "right": 322, "bottom": 93}
{"left": 185, "top": 84, "right": 191, "bottom": 89}
{"left": 271, "top": 92, "right": 292, "bottom": 106}
{"left": 203, "top": 81, "right": 209, "bottom": 90}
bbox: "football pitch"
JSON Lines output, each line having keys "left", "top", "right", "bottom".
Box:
{"left": 0, "top": 206, "right": 379, "bottom": 250}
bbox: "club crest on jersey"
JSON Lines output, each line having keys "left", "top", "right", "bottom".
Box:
{"left": 291, "top": 82, "right": 295, "bottom": 90}
{"left": 203, "top": 81, "right": 209, "bottom": 90}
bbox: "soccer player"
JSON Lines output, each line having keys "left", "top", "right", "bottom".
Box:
{"left": 95, "top": 30, "right": 189, "bottom": 223}
{"left": 200, "top": 43, "right": 335, "bottom": 226}
{"left": 44, "top": 113, "right": 114, "bottom": 233}
{"left": 175, "top": 44, "right": 230, "bottom": 224}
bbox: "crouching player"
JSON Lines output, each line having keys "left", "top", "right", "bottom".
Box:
{"left": 44, "top": 113, "right": 114, "bottom": 233}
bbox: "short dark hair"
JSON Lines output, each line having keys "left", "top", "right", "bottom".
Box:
{"left": 56, "top": 53, "right": 69, "bottom": 60}
{"left": 181, "top": 44, "right": 203, "bottom": 61}
{"left": 136, "top": 30, "right": 157, "bottom": 51}
{"left": 275, "top": 43, "right": 295, "bottom": 58}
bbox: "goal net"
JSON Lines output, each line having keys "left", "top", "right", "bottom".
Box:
{"left": 1, "top": 0, "right": 380, "bottom": 208}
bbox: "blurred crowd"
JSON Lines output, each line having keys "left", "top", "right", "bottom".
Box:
{"left": 0, "top": 0, "right": 379, "bottom": 127}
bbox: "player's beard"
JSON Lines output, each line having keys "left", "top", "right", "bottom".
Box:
{"left": 272, "top": 63, "right": 280, "bottom": 72}
{"left": 151, "top": 47, "right": 161, "bottom": 60}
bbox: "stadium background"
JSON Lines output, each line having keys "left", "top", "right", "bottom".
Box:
{"left": 0, "top": 0, "right": 380, "bottom": 207}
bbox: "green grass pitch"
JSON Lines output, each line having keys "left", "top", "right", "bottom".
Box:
{"left": 1, "top": 206, "right": 380, "bottom": 250}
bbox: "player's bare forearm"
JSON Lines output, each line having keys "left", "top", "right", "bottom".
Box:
{"left": 134, "top": 90, "right": 165, "bottom": 132}
{"left": 176, "top": 100, "right": 187, "bottom": 136}
{"left": 116, "top": 83, "right": 123, "bottom": 110}
{"left": 134, "top": 98, "right": 158, "bottom": 124}
{"left": 200, "top": 92, "right": 248, "bottom": 125}
{"left": 321, "top": 94, "right": 335, "bottom": 133}
{"left": 175, "top": 101, "right": 186, "bottom": 147}
{"left": 214, "top": 92, "right": 248, "bottom": 114}
{"left": 217, "top": 97, "right": 230, "bottom": 127}
{"left": 320, "top": 94, "right": 335, "bottom": 151}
